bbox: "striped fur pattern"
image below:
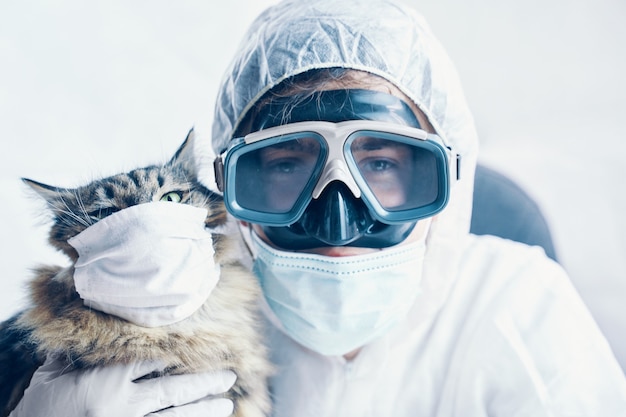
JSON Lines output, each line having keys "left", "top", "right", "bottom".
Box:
{"left": 0, "top": 130, "right": 271, "bottom": 417}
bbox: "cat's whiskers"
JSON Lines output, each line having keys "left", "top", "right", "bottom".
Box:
{"left": 73, "top": 191, "right": 96, "bottom": 226}
{"left": 55, "top": 196, "right": 91, "bottom": 228}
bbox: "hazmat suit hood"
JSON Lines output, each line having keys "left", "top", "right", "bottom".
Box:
{"left": 212, "top": 0, "right": 479, "bottom": 325}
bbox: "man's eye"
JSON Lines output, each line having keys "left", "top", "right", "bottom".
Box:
{"left": 361, "top": 158, "right": 395, "bottom": 172}
{"left": 267, "top": 160, "right": 298, "bottom": 174}
{"left": 160, "top": 191, "right": 183, "bottom": 202}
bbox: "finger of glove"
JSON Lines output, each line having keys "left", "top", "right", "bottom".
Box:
{"left": 128, "top": 360, "right": 170, "bottom": 380}
{"left": 146, "top": 397, "right": 234, "bottom": 417}
{"left": 67, "top": 362, "right": 172, "bottom": 416}
{"left": 30, "top": 356, "right": 146, "bottom": 390}
{"left": 140, "top": 370, "right": 237, "bottom": 410}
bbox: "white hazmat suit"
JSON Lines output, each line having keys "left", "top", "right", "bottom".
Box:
{"left": 212, "top": 0, "right": 626, "bottom": 416}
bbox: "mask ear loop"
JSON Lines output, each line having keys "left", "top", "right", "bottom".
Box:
{"left": 237, "top": 221, "right": 259, "bottom": 260}
{"left": 422, "top": 216, "right": 434, "bottom": 246}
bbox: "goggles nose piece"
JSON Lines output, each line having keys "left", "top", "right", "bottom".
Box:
{"left": 299, "top": 181, "right": 375, "bottom": 246}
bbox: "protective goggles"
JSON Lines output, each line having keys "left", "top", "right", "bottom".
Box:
{"left": 214, "top": 120, "right": 459, "bottom": 227}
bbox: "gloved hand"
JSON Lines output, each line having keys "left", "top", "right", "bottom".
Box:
{"left": 9, "top": 354, "right": 236, "bottom": 417}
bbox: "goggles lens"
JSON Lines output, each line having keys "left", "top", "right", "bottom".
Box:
{"left": 233, "top": 132, "right": 326, "bottom": 216}
{"left": 347, "top": 131, "right": 440, "bottom": 214}
{"left": 222, "top": 121, "right": 453, "bottom": 226}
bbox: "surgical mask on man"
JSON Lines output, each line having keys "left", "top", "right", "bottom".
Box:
{"left": 250, "top": 228, "right": 428, "bottom": 356}
{"left": 68, "top": 202, "right": 220, "bottom": 327}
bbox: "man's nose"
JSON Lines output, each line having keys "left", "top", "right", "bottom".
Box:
{"left": 311, "top": 157, "right": 361, "bottom": 200}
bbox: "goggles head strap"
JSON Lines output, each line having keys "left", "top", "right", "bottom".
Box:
{"left": 213, "top": 156, "right": 225, "bottom": 192}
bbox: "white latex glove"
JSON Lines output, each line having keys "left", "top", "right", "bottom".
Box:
{"left": 9, "top": 355, "right": 236, "bottom": 417}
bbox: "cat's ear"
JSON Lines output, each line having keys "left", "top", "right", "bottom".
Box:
{"left": 167, "top": 128, "right": 197, "bottom": 174}
{"left": 22, "top": 178, "right": 69, "bottom": 204}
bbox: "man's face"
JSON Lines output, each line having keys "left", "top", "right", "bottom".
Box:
{"left": 247, "top": 75, "right": 437, "bottom": 256}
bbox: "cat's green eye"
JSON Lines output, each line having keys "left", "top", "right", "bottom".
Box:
{"left": 160, "top": 191, "right": 183, "bottom": 203}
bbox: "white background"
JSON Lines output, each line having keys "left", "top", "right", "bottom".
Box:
{"left": 1, "top": 0, "right": 625, "bottom": 371}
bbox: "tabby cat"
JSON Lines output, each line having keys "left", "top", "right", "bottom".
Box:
{"left": 0, "top": 130, "right": 271, "bottom": 417}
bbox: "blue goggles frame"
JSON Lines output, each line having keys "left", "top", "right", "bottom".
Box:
{"left": 214, "top": 120, "right": 460, "bottom": 226}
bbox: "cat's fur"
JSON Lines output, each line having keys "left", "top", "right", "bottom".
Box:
{"left": 0, "top": 130, "right": 272, "bottom": 416}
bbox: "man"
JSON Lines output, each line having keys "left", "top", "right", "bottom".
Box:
{"left": 11, "top": 1, "right": 626, "bottom": 416}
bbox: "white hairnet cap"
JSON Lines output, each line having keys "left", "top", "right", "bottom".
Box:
{"left": 212, "top": 0, "right": 478, "bottom": 165}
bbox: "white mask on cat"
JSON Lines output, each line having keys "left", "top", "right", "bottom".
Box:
{"left": 68, "top": 202, "right": 220, "bottom": 327}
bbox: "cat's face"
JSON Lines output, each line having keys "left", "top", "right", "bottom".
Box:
{"left": 24, "top": 130, "right": 226, "bottom": 259}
